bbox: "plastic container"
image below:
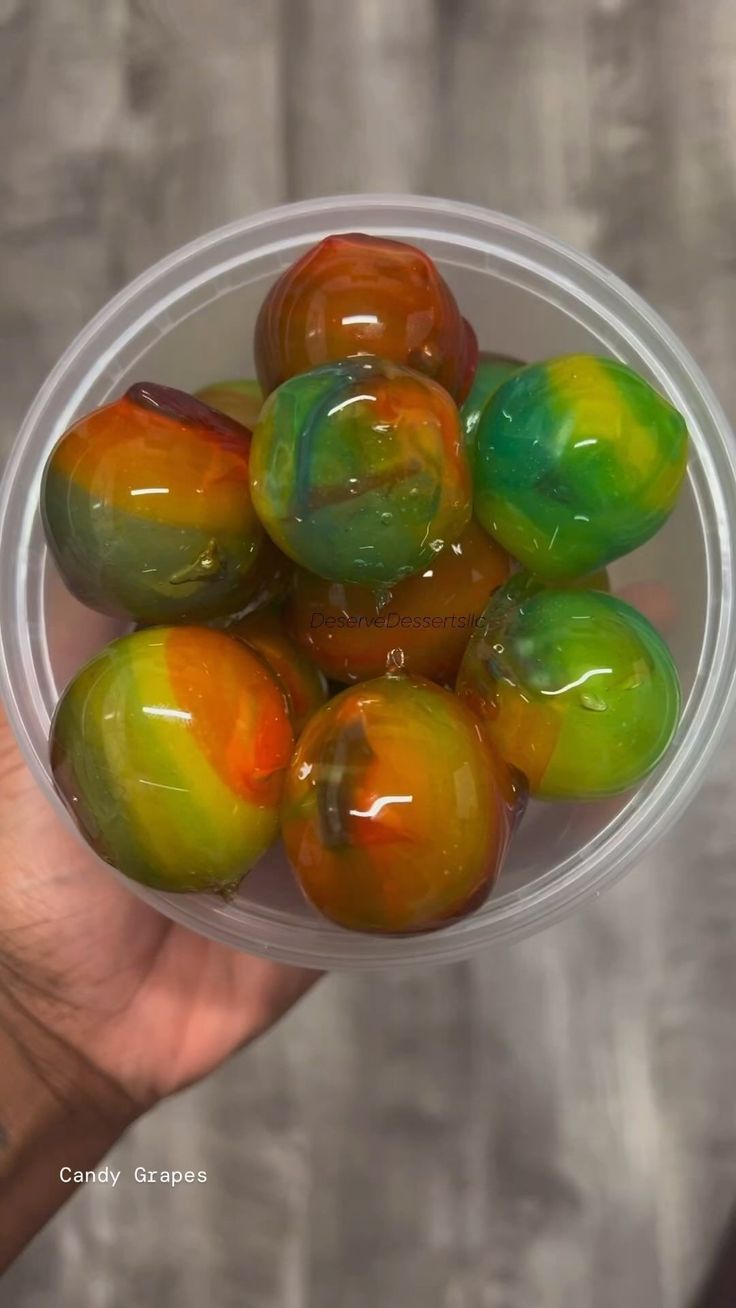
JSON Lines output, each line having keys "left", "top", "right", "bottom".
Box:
{"left": 1, "top": 194, "right": 735, "bottom": 970}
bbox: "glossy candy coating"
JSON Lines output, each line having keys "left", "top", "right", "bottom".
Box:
{"left": 460, "top": 351, "right": 524, "bottom": 463}
{"left": 474, "top": 355, "right": 688, "bottom": 580}
{"left": 281, "top": 673, "right": 515, "bottom": 933}
{"left": 50, "top": 627, "right": 294, "bottom": 892}
{"left": 42, "top": 382, "right": 265, "bottom": 624}
{"left": 287, "top": 519, "right": 511, "bottom": 685}
{"left": 194, "top": 377, "right": 263, "bottom": 429}
{"left": 226, "top": 606, "right": 327, "bottom": 735}
{"left": 214, "top": 535, "right": 294, "bottom": 620}
{"left": 457, "top": 577, "right": 681, "bottom": 799}
{"left": 255, "top": 232, "right": 477, "bottom": 401}
{"left": 142, "top": 535, "right": 294, "bottom": 630}
{"left": 250, "top": 358, "right": 471, "bottom": 586}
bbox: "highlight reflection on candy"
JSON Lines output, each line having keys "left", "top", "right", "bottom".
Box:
{"left": 50, "top": 627, "right": 294, "bottom": 892}
{"left": 287, "top": 519, "right": 511, "bottom": 686}
{"left": 474, "top": 355, "right": 688, "bottom": 580}
{"left": 255, "top": 232, "right": 477, "bottom": 401}
{"left": 250, "top": 358, "right": 471, "bottom": 586}
{"left": 457, "top": 576, "right": 681, "bottom": 799}
{"left": 282, "top": 673, "right": 516, "bottom": 933}
{"left": 42, "top": 383, "right": 265, "bottom": 624}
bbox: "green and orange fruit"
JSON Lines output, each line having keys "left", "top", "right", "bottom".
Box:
{"left": 50, "top": 626, "right": 294, "bottom": 892}
{"left": 42, "top": 382, "right": 265, "bottom": 624}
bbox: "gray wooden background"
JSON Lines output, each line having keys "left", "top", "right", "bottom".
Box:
{"left": 2, "top": 1, "right": 736, "bottom": 1305}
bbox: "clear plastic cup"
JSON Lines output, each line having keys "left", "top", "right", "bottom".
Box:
{"left": 1, "top": 194, "right": 735, "bottom": 970}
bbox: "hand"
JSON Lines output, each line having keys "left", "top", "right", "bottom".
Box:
{"left": 0, "top": 706, "right": 319, "bottom": 1266}
{"left": 0, "top": 706, "right": 319, "bottom": 1110}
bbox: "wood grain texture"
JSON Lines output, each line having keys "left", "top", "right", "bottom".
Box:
{"left": 2, "top": 1, "right": 736, "bottom": 1305}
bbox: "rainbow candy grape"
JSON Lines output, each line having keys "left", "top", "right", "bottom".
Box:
{"left": 255, "top": 232, "right": 477, "bottom": 401}
{"left": 282, "top": 673, "right": 517, "bottom": 933}
{"left": 474, "top": 355, "right": 688, "bottom": 580}
{"left": 42, "top": 382, "right": 265, "bottom": 624}
{"left": 51, "top": 627, "right": 294, "bottom": 892}
{"left": 250, "top": 358, "right": 471, "bottom": 586}
{"left": 457, "top": 576, "right": 682, "bottom": 799}
{"left": 287, "top": 519, "right": 511, "bottom": 686}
